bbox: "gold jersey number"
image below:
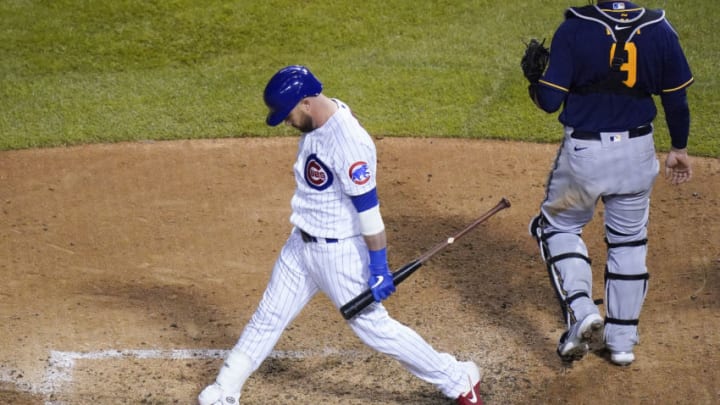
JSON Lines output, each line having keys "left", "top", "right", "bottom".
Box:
{"left": 610, "top": 42, "right": 637, "bottom": 88}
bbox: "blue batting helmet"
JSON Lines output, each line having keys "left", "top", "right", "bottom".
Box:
{"left": 263, "top": 65, "right": 323, "bottom": 126}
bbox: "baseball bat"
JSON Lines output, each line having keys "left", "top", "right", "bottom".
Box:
{"left": 340, "top": 197, "right": 511, "bottom": 320}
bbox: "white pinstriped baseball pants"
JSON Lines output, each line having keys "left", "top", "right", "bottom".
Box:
{"left": 231, "top": 228, "right": 471, "bottom": 398}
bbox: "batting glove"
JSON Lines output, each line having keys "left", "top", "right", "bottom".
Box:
{"left": 368, "top": 248, "right": 396, "bottom": 302}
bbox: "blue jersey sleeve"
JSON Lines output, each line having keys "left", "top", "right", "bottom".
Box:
{"left": 658, "top": 20, "right": 694, "bottom": 93}
{"left": 534, "top": 21, "right": 573, "bottom": 113}
{"left": 538, "top": 21, "right": 574, "bottom": 95}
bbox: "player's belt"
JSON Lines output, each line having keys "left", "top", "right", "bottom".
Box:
{"left": 571, "top": 124, "right": 652, "bottom": 141}
{"left": 300, "top": 229, "right": 338, "bottom": 244}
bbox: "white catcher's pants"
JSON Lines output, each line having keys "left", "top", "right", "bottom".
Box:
{"left": 540, "top": 126, "right": 659, "bottom": 353}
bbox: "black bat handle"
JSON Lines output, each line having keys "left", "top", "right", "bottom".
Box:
{"left": 339, "top": 289, "right": 375, "bottom": 320}
{"left": 390, "top": 259, "right": 422, "bottom": 285}
{"left": 340, "top": 260, "right": 422, "bottom": 320}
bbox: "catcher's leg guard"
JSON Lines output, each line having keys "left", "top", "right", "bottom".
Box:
{"left": 531, "top": 214, "right": 604, "bottom": 361}
{"left": 603, "top": 225, "right": 650, "bottom": 353}
{"left": 529, "top": 214, "right": 597, "bottom": 328}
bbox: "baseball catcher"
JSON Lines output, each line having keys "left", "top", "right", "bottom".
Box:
{"left": 523, "top": 0, "right": 694, "bottom": 368}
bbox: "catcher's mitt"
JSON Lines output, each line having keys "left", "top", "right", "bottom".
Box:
{"left": 521, "top": 38, "right": 550, "bottom": 83}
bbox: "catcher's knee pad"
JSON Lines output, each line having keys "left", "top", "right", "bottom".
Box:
{"left": 603, "top": 225, "right": 650, "bottom": 330}
{"left": 532, "top": 215, "right": 594, "bottom": 326}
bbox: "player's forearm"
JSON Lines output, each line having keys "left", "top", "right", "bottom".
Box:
{"left": 351, "top": 188, "right": 386, "bottom": 249}
{"left": 363, "top": 231, "right": 387, "bottom": 251}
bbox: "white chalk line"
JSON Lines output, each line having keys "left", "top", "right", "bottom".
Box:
{"left": 0, "top": 347, "right": 369, "bottom": 403}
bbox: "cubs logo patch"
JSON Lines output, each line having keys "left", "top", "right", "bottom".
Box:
{"left": 349, "top": 161, "right": 371, "bottom": 185}
{"left": 304, "top": 154, "right": 333, "bottom": 190}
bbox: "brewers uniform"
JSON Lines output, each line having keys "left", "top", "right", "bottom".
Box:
{"left": 199, "top": 66, "right": 483, "bottom": 404}
{"left": 528, "top": 1, "right": 693, "bottom": 366}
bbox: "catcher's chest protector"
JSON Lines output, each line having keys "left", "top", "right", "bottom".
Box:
{"left": 565, "top": 5, "right": 665, "bottom": 43}
{"left": 566, "top": 5, "right": 665, "bottom": 96}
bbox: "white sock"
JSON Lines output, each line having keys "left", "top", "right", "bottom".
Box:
{"left": 215, "top": 348, "right": 254, "bottom": 393}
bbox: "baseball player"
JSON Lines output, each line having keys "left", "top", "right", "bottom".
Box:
{"left": 198, "top": 65, "right": 483, "bottom": 404}
{"left": 522, "top": 1, "right": 693, "bottom": 366}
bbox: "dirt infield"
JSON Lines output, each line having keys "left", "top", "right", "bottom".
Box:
{"left": 1, "top": 138, "right": 718, "bottom": 404}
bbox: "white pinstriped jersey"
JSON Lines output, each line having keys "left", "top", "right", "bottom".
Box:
{"left": 289, "top": 99, "right": 377, "bottom": 239}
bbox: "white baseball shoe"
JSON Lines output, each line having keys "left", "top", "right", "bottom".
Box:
{"left": 198, "top": 382, "right": 240, "bottom": 405}
{"left": 557, "top": 313, "right": 604, "bottom": 362}
{"left": 610, "top": 351, "right": 635, "bottom": 366}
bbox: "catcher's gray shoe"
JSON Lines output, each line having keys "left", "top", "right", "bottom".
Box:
{"left": 198, "top": 382, "right": 240, "bottom": 405}
{"left": 610, "top": 351, "right": 635, "bottom": 366}
{"left": 557, "top": 313, "right": 604, "bottom": 362}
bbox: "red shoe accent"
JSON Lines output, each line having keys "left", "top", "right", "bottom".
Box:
{"left": 457, "top": 381, "right": 483, "bottom": 405}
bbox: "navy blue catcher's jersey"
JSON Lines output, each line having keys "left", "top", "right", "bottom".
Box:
{"left": 536, "top": 1, "right": 694, "bottom": 132}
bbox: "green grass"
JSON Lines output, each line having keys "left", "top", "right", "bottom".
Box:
{"left": 0, "top": 0, "right": 717, "bottom": 156}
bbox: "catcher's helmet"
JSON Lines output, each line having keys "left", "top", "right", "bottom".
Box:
{"left": 264, "top": 65, "right": 323, "bottom": 126}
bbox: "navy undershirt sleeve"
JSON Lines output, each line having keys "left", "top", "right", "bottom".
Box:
{"left": 661, "top": 90, "right": 690, "bottom": 149}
